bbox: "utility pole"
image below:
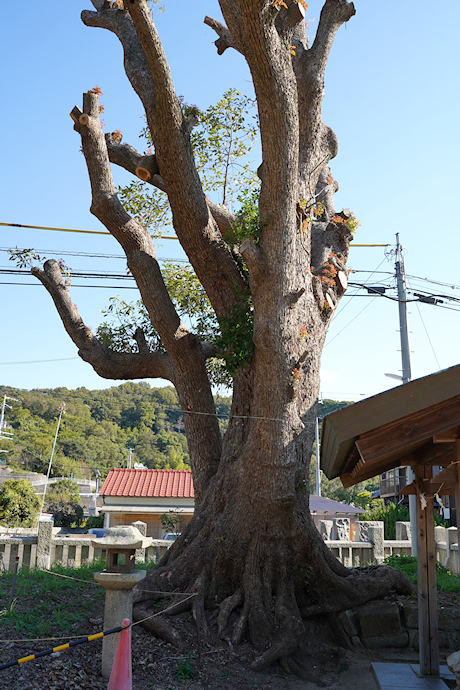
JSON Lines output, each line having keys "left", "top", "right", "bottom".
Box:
{"left": 127, "top": 448, "right": 133, "bottom": 469}
{"left": 395, "top": 233, "right": 412, "bottom": 384}
{"left": 394, "top": 234, "right": 417, "bottom": 556}
{"left": 38, "top": 403, "right": 66, "bottom": 522}
{"left": 0, "top": 395, "right": 19, "bottom": 441}
{"left": 315, "top": 416, "right": 321, "bottom": 496}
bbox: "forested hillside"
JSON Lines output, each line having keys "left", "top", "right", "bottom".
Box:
{"left": 0, "top": 383, "right": 231, "bottom": 481}
{"left": 0, "top": 384, "right": 360, "bottom": 494}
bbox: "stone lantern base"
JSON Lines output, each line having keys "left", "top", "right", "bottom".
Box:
{"left": 94, "top": 569, "right": 146, "bottom": 678}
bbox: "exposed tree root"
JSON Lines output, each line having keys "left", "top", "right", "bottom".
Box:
{"left": 132, "top": 505, "right": 415, "bottom": 675}
{"left": 232, "top": 597, "right": 250, "bottom": 646}
{"left": 217, "top": 589, "right": 243, "bottom": 637}
{"left": 251, "top": 637, "right": 299, "bottom": 671}
{"left": 132, "top": 604, "right": 181, "bottom": 646}
{"left": 286, "top": 657, "right": 326, "bottom": 684}
{"left": 326, "top": 612, "right": 354, "bottom": 650}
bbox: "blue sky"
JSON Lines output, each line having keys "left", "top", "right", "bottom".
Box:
{"left": 1, "top": 1, "right": 459, "bottom": 401}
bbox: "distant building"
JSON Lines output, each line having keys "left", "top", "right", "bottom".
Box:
{"left": 100, "top": 468, "right": 194, "bottom": 537}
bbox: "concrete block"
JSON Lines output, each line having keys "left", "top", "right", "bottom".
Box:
{"left": 338, "top": 609, "right": 360, "bottom": 637}
{"left": 363, "top": 631, "right": 409, "bottom": 649}
{"left": 36, "top": 519, "right": 53, "bottom": 570}
{"left": 318, "top": 520, "right": 333, "bottom": 541}
{"left": 357, "top": 521, "right": 384, "bottom": 563}
{"left": 332, "top": 518, "right": 350, "bottom": 541}
{"left": 403, "top": 602, "right": 419, "bottom": 630}
{"left": 359, "top": 601, "right": 402, "bottom": 638}
{"left": 132, "top": 520, "right": 147, "bottom": 563}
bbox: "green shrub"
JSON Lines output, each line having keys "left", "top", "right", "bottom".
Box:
{"left": 361, "top": 501, "right": 447, "bottom": 539}
{"left": 0, "top": 479, "right": 40, "bottom": 527}
{"left": 384, "top": 554, "right": 460, "bottom": 593}
{"left": 85, "top": 514, "right": 104, "bottom": 531}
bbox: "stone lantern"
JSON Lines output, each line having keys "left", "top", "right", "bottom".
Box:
{"left": 92, "top": 525, "right": 152, "bottom": 678}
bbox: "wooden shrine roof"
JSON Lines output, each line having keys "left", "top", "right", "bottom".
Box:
{"left": 320, "top": 364, "right": 460, "bottom": 488}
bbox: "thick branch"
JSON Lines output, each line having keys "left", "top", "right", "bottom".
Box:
{"left": 104, "top": 134, "right": 236, "bottom": 238}
{"left": 291, "top": 0, "right": 355, "bottom": 218}
{"left": 274, "top": 0, "right": 306, "bottom": 42}
{"left": 219, "top": 0, "right": 299, "bottom": 270}
{"left": 310, "top": 0, "right": 356, "bottom": 71}
{"left": 31, "top": 260, "right": 175, "bottom": 382}
{"left": 81, "top": 6, "right": 157, "bottom": 114}
{"left": 83, "top": 2, "right": 247, "bottom": 316}
{"left": 204, "top": 16, "right": 241, "bottom": 55}
{"left": 73, "top": 90, "right": 223, "bottom": 500}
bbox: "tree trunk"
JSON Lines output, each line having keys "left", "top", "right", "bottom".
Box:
{"left": 30, "top": 0, "right": 415, "bottom": 672}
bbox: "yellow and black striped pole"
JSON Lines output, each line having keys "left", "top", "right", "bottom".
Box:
{"left": 0, "top": 623, "right": 130, "bottom": 672}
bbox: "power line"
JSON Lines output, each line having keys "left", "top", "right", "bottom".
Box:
{"left": 0, "top": 247, "right": 188, "bottom": 263}
{"left": 0, "top": 357, "right": 79, "bottom": 366}
{"left": 0, "top": 268, "right": 134, "bottom": 279}
{"left": 0, "top": 281, "right": 138, "bottom": 289}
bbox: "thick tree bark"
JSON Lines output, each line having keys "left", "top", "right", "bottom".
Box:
{"left": 34, "top": 0, "right": 413, "bottom": 671}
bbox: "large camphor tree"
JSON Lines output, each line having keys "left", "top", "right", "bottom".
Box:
{"left": 32, "top": 0, "right": 411, "bottom": 672}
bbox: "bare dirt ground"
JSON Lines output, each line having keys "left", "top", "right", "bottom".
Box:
{"left": 1, "top": 594, "right": 456, "bottom": 689}
{"left": 0, "top": 608, "right": 384, "bottom": 690}
{"left": 1, "top": 626, "right": 381, "bottom": 690}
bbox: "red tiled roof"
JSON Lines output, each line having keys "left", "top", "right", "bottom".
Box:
{"left": 100, "top": 469, "right": 194, "bottom": 498}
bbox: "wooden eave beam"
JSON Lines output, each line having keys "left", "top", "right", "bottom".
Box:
{"left": 340, "top": 440, "right": 454, "bottom": 489}
{"left": 353, "top": 395, "right": 460, "bottom": 466}
{"left": 433, "top": 427, "right": 459, "bottom": 443}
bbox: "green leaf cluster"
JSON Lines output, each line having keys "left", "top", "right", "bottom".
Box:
{"left": 116, "top": 178, "right": 172, "bottom": 236}
{"left": 98, "top": 90, "right": 262, "bottom": 384}
{"left": 215, "top": 295, "right": 255, "bottom": 376}
{"left": 160, "top": 510, "right": 183, "bottom": 534}
{"left": 227, "top": 187, "right": 261, "bottom": 248}
{"left": 47, "top": 501, "right": 84, "bottom": 528}
{"left": 46, "top": 478, "right": 81, "bottom": 505}
{"left": 190, "top": 88, "right": 258, "bottom": 207}
{"left": 97, "top": 259, "right": 257, "bottom": 385}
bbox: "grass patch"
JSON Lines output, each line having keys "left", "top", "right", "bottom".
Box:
{"left": 0, "top": 559, "right": 157, "bottom": 639}
{"left": 385, "top": 554, "right": 460, "bottom": 594}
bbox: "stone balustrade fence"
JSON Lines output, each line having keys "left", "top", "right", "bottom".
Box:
{"left": 0, "top": 519, "right": 457, "bottom": 574}
{"left": 0, "top": 520, "right": 170, "bottom": 573}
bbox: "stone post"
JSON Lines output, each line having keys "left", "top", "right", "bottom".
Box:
{"left": 94, "top": 569, "right": 146, "bottom": 678}
{"left": 36, "top": 519, "right": 53, "bottom": 570}
{"left": 446, "top": 527, "right": 459, "bottom": 574}
{"left": 357, "top": 521, "right": 384, "bottom": 564}
{"left": 132, "top": 520, "right": 147, "bottom": 564}
{"left": 395, "top": 521, "right": 411, "bottom": 541}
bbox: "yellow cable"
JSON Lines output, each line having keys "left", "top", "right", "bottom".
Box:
{"left": 1, "top": 223, "right": 388, "bottom": 247}
{"left": 0, "top": 222, "right": 177, "bottom": 241}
